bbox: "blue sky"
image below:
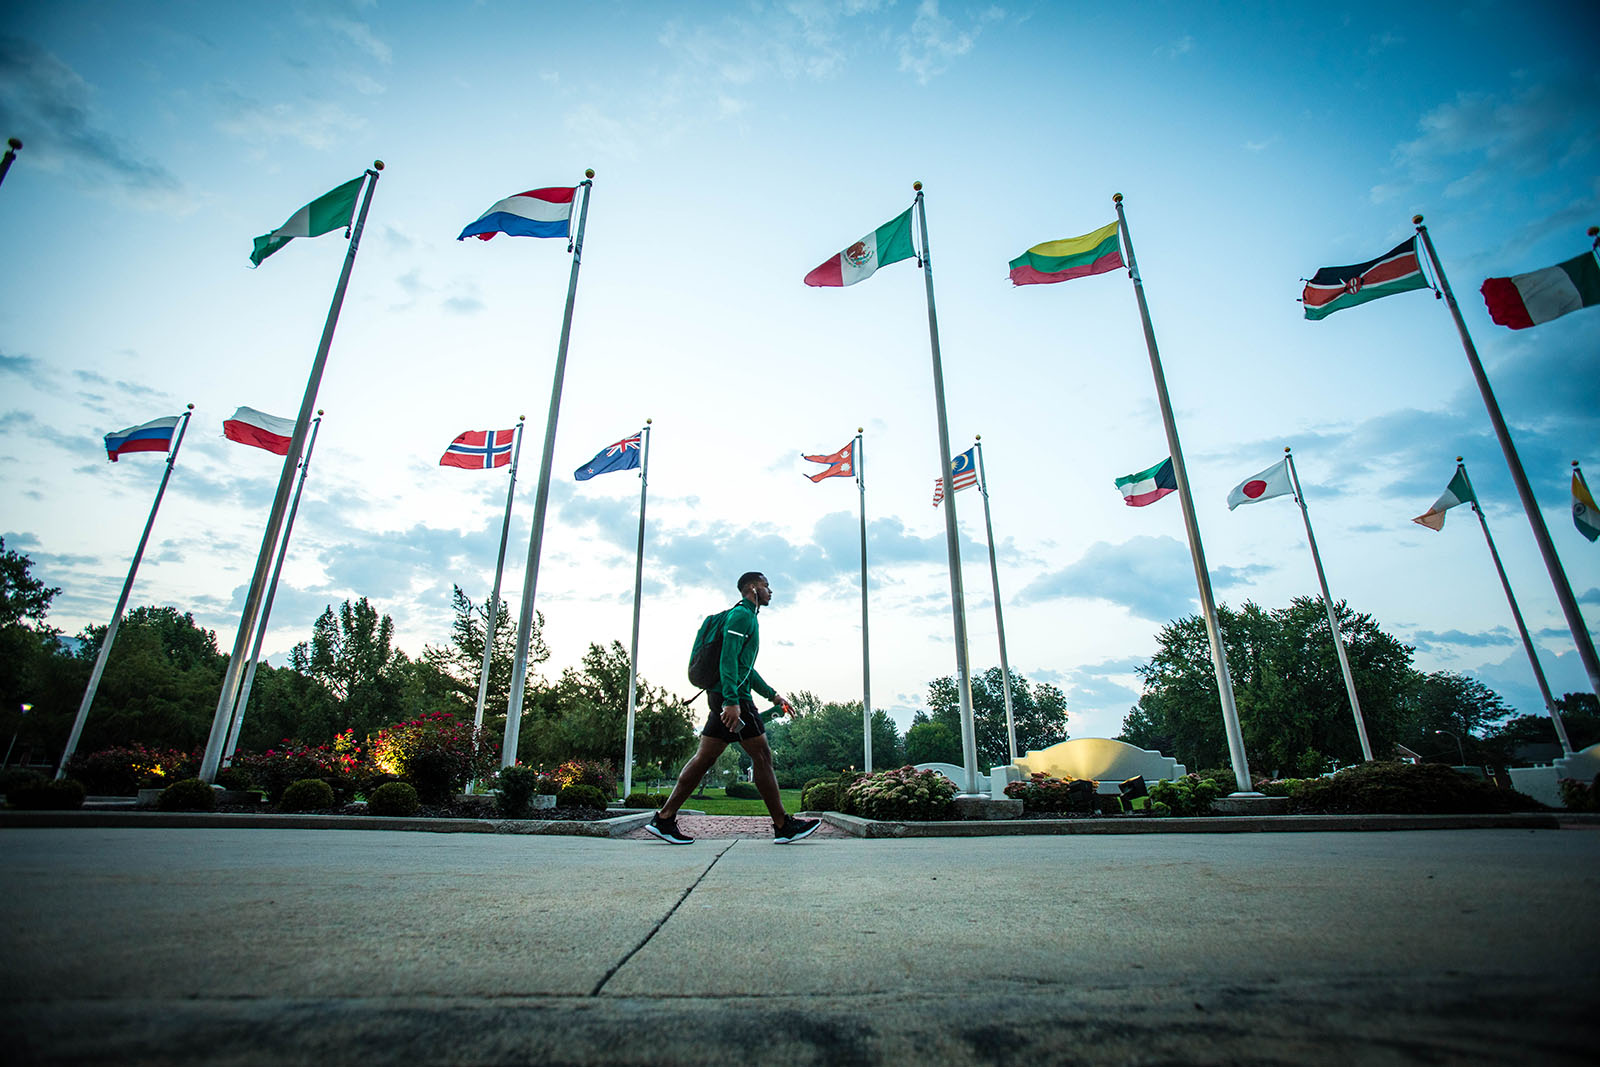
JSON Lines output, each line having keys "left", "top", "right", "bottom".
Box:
{"left": 1, "top": 0, "right": 1596, "bottom": 751}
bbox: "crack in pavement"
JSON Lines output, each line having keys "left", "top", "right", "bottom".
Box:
{"left": 589, "top": 840, "right": 738, "bottom": 996}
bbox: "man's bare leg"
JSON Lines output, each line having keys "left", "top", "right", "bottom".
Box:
{"left": 739, "top": 733, "right": 786, "bottom": 825}
{"left": 659, "top": 735, "right": 728, "bottom": 820}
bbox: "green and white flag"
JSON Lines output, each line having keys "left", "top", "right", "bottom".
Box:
{"left": 250, "top": 175, "right": 365, "bottom": 267}
{"left": 1412, "top": 467, "right": 1475, "bottom": 531}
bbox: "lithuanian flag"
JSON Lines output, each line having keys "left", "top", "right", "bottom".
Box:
{"left": 1009, "top": 221, "right": 1123, "bottom": 286}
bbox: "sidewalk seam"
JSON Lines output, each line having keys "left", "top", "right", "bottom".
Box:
{"left": 590, "top": 840, "right": 738, "bottom": 996}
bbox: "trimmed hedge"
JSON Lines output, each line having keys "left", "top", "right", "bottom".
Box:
{"left": 800, "top": 780, "right": 840, "bottom": 812}
{"left": 279, "top": 778, "right": 335, "bottom": 812}
{"left": 157, "top": 778, "right": 215, "bottom": 812}
{"left": 7, "top": 776, "right": 87, "bottom": 810}
{"left": 1289, "top": 761, "right": 1544, "bottom": 814}
{"left": 724, "top": 781, "right": 759, "bottom": 799}
{"left": 623, "top": 791, "right": 664, "bottom": 808}
{"left": 557, "top": 783, "right": 608, "bottom": 809}
{"left": 368, "top": 781, "right": 420, "bottom": 817}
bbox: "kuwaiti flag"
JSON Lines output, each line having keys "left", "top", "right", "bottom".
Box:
{"left": 1227, "top": 459, "right": 1293, "bottom": 510}
{"left": 224, "top": 406, "right": 295, "bottom": 455}
{"left": 458, "top": 187, "right": 575, "bottom": 241}
{"left": 105, "top": 416, "right": 180, "bottom": 462}
{"left": 250, "top": 175, "right": 365, "bottom": 267}
{"left": 1115, "top": 458, "right": 1176, "bottom": 507}
{"left": 1481, "top": 251, "right": 1600, "bottom": 330}
{"left": 1302, "top": 238, "right": 1428, "bottom": 320}
{"left": 441, "top": 429, "right": 516, "bottom": 470}
{"left": 1412, "top": 467, "right": 1475, "bottom": 531}
{"left": 1572, "top": 473, "right": 1599, "bottom": 543}
{"left": 932, "top": 447, "right": 979, "bottom": 505}
{"left": 805, "top": 207, "right": 916, "bottom": 287}
{"left": 575, "top": 432, "right": 642, "bottom": 480}
{"left": 803, "top": 441, "right": 854, "bottom": 482}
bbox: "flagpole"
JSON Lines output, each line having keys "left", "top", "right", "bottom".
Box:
{"left": 1114, "top": 193, "right": 1254, "bottom": 793}
{"left": 199, "top": 161, "right": 383, "bottom": 783}
{"left": 1414, "top": 215, "right": 1600, "bottom": 700}
{"left": 622, "top": 419, "right": 651, "bottom": 800}
{"left": 223, "top": 410, "right": 325, "bottom": 761}
{"left": 0, "top": 137, "right": 21, "bottom": 188}
{"left": 1457, "top": 458, "right": 1572, "bottom": 755}
{"left": 472, "top": 416, "right": 527, "bottom": 736}
{"left": 974, "top": 437, "right": 1018, "bottom": 762}
{"left": 914, "top": 182, "right": 980, "bottom": 794}
{"left": 856, "top": 428, "right": 873, "bottom": 772}
{"left": 503, "top": 169, "right": 594, "bottom": 768}
{"left": 57, "top": 406, "right": 194, "bottom": 778}
{"left": 1284, "top": 447, "right": 1373, "bottom": 762}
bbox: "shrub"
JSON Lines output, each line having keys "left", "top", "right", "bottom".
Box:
{"left": 1290, "top": 761, "right": 1545, "bottom": 815}
{"left": 801, "top": 776, "right": 836, "bottom": 795}
{"left": 1, "top": 768, "right": 48, "bottom": 798}
{"left": 1196, "top": 767, "right": 1243, "bottom": 794}
{"left": 279, "top": 778, "right": 335, "bottom": 812}
{"left": 65, "top": 744, "right": 197, "bottom": 795}
{"left": 231, "top": 736, "right": 361, "bottom": 802}
{"left": 724, "top": 781, "right": 759, "bottom": 799}
{"left": 842, "top": 766, "right": 956, "bottom": 821}
{"left": 836, "top": 768, "right": 865, "bottom": 816}
{"left": 157, "top": 778, "right": 216, "bottom": 812}
{"left": 550, "top": 758, "right": 618, "bottom": 799}
{"left": 369, "top": 713, "right": 497, "bottom": 801}
{"left": 368, "top": 781, "right": 421, "bottom": 817}
{"left": 1004, "top": 772, "right": 1095, "bottom": 814}
{"left": 495, "top": 765, "right": 552, "bottom": 818}
{"left": 1148, "top": 775, "right": 1223, "bottom": 817}
{"left": 623, "top": 791, "right": 664, "bottom": 808}
{"left": 801, "top": 780, "right": 840, "bottom": 812}
{"left": 1258, "top": 777, "right": 1312, "bottom": 798}
{"left": 557, "top": 783, "right": 608, "bottom": 809}
{"left": 213, "top": 765, "right": 254, "bottom": 791}
{"left": 8, "top": 776, "right": 87, "bottom": 810}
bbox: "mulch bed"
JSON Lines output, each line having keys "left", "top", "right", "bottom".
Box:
{"left": 207, "top": 799, "right": 618, "bottom": 821}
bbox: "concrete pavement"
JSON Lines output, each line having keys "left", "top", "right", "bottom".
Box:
{"left": 3, "top": 825, "right": 1597, "bottom": 1064}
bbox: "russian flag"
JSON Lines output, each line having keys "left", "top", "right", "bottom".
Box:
{"left": 105, "top": 416, "right": 180, "bottom": 462}
{"left": 457, "top": 187, "right": 575, "bottom": 241}
{"left": 224, "top": 406, "right": 295, "bottom": 455}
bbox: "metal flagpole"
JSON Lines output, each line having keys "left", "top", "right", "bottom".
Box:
{"left": 0, "top": 137, "right": 21, "bottom": 188}
{"left": 200, "top": 161, "right": 383, "bottom": 783}
{"left": 974, "top": 437, "right": 1018, "bottom": 761}
{"left": 472, "top": 416, "right": 527, "bottom": 734}
{"left": 503, "top": 169, "right": 595, "bottom": 768}
{"left": 622, "top": 419, "right": 651, "bottom": 799}
{"left": 223, "top": 410, "right": 325, "bottom": 761}
{"left": 914, "top": 181, "right": 980, "bottom": 795}
{"left": 1457, "top": 459, "right": 1572, "bottom": 754}
{"left": 57, "top": 405, "right": 194, "bottom": 778}
{"left": 1414, "top": 215, "right": 1600, "bottom": 701}
{"left": 856, "top": 428, "right": 873, "bottom": 772}
{"left": 1283, "top": 447, "right": 1373, "bottom": 761}
{"left": 1114, "top": 193, "right": 1255, "bottom": 793}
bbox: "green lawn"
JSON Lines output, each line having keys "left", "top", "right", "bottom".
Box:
{"left": 630, "top": 787, "right": 803, "bottom": 815}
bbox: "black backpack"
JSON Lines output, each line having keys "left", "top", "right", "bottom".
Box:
{"left": 686, "top": 608, "right": 730, "bottom": 691}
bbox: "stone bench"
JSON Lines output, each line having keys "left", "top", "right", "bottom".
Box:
{"left": 988, "top": 738, "right": 1187, "bottom": 797}
{"left": 1507, "top": 742, "right": 1600, "bottom": 808}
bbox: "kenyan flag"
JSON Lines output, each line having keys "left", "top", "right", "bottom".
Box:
{"left": 1302, "top": 238, "right": 1428, "bottom": 320}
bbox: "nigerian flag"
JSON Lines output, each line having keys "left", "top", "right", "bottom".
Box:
{"left": 250, "top": 176, "right": 365, "bottom": 266}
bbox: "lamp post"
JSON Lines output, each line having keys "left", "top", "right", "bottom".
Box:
{"left": 4, "top": 703, "right": 31, "bottom": 767}
{"left": 1434, "top": 729, "right": 1465, "bottom": 766}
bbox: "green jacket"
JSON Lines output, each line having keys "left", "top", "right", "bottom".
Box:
{"left": 717, "top": 598, "right": 776, "bottom": 706}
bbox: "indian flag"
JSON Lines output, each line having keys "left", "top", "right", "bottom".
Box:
{"left": 1009, "top": 221, "right": 1123, "bottom": 286}
{"left": 1412, "top": 467, "right": 1475, "bottom": 531}
{"left": 250, "top": 175, "right": 366, "bottom": 267}
{"left": 1481, "top": 251, "right": 1600, "bottom": 330}
{"left": 804, "top": 208, "right": 915, "bottom": 287}
{"left": 1574, "top": 472, "right": 1600, "bottom": 543}
{"left": 1115, "top": 457, "right": 1176, "bottom": 507}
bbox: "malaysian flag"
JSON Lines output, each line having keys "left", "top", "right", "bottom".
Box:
{"left": 575, "top": 432, "right": 643, "bottom": 480}
{"left": 441, "top": 429, "right": 516, "bottom": 470}
{"left": 932, "top": 447, "right": 979, "bottom": 505}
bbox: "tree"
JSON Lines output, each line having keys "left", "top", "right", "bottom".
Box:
{"left": 924, "top": 666, "right": 1069, "bottom": 768}
{"left": 0, "top": 537, "right": 60, "bottom": 631}
{"left": 904, "top": 718, "right": 961, "bottom": 765}
{"left": 0, "top": 540, "right": 69, "bottom": 764}
{"left": 64, "top": 607, "right": 227, "bottom": 751}
{"left": 767, "top": 697, "right": 901, "bottom": 784}
{"left": 291, "top": 598, "right": 409, "bottom": 742}
{"left": 1405, "top": 671, "right": 1510, "bottom": 763}
{"left": 419, "top": 585, "right": 546, "bottom": 716}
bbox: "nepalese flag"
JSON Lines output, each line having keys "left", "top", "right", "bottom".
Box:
{"left": 1115, "top": 458, "right": 1176, "bottom": 507}
{"left": 1481, "top": 251, "right": 1600, "bottom": 329}
{"left": 1009, "top": 221, "right": 1123, "bottom": 286}
{"left": 803, "top": 441, "right": 854, "bottom": 482}
{"left": 932, "top": 447, "right": 979, "bottom": 505}
{"left": 223, "top": 406, "right": 295, "bottom": 455}
{"left": 1302, "top": 238, "right": 1428, "bottom": 320}
{"left": 458, "top": 187, "right": 575, "bottom": 241}
{"left": 805, "top": 207, "right": 916, "bottom": 287}
{"left": 440, "top": 429, "right": 516, "bottom": 470}
{"left": 104, "top": 416, "right": 180, "bottom": 462}
{"left": 575, "top": 433, "right": 642, "bottom": 480}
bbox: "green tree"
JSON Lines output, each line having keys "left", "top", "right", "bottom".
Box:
{"left": 290, "top": 598, "right": 409, "bottom": 742}
{"left": 1480, "top": 693, "right": 1600, "bottom": 766}
{"left": 0, "top": 541, "right": 72, "bottom": 765}
{"left": 924, "top": 667, "right": 1069, "bottom": 768}
{"left": 767, "top": 697, "right": 901, "bottom": 784}
{"left": 419, "top": 585, "right": 546, "bottom": 716}
{"left": 1404, "top": 671, "right": 1510, "bottom": 764}
{"left": 0, "top": 537, "right": 60, "bottom": 630}
{"left": 64, "top": 607, "right": 227, "bottom": 751}
{"left": 904, "top": 718, "right": 961, "bottom": 765}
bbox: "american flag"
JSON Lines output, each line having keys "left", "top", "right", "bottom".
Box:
{"left": 932, "top": 447, "right": 979, "bottom": 505}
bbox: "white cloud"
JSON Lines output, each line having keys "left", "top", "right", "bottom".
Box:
{"left": 899, "top": 1, "right": 1005, "bottom": 84}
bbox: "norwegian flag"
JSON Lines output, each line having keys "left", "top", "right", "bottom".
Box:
{"left": 441, "top": 429, "right": 516, "bottom": 470}
{"left": 575, "top": 432, "right": 643, "bottom": 480}
{"left": 932, "top": 447, "right": 979, "bottom": 505}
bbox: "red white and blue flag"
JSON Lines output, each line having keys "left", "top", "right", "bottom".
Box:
{"left": 457, "top": 187, "right": 575, "bottom": 241}
{"left": 932, "top": 447, "right": 979, "bottom": 505}
{"left": 105, "top": 416, "right": 180, "bottom": 462}
{"left": 441, "top": 429, "right": 516, "bottom": 470}
{"left": 575, "top": 433, "right": 642, "bottom": 480}
{"left": 803, "top": 441, "right": 854, "bottom": 482}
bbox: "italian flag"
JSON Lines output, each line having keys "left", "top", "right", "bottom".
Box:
{"left": 804, "top": 208, "right": 915, "bottom": 287}
{"left": 250, "top": 175, "right": 366, "bottom": 267}
{"left": 1412, "top": 467, "right": 1475, "bottom": 531}
{"left": 1481, "top": 251, "right": 1600, "bottom": 330}
{"left": 1114, "top": 457, "right": 1176, "bottom": 507}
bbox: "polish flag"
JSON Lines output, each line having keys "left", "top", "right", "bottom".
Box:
{"left": 224, "top": 406, "right": 295, "bottom": 455}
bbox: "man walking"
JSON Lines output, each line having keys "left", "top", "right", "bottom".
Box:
{"left": 646, "top": 571, "right": 820, "bottom": 844}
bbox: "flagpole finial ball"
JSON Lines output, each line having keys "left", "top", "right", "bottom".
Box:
{"left": 857, "top": 427, "right": 863, "bottom": 434}
{"left": 6, "top": 137, "right": 19, "bottom": 150}
{"left": 646, "top": 417, "right": 653, "bottom": 425}
{"left": 975, "top": 434, "right": 982, "bottom": 441}
{"left": 1412, "top": 214, "right": 1423, "bottom": 225}
{"left": 186, "top": 403, "right": 195, "bottom": 410}
{"left": 519, "top": 415, "right": 526, "bottom": 422}
{"left": 373, "top": 160, "right": 384, "bottom": 170}
{"left": 913, "top": 181, "right": 922, "bottom": 191}
{"left": 1113, "top": 193, "right": 1123, "bottom": 203}
{"left": 586, "top": 168, "right": 595, "bottom": 179}
{"left": 1588, "top": 226, "right": 1598, "bottom": 237}
{"left": 1284, "top": 446, "right": 1291, "bottom": 453}
{"left": 317, "top": 409, "right": 324, "bottom": 416}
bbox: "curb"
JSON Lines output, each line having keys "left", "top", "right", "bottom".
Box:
{"left": 820, "top": 811, "right": 1562, "bottom": 837}
{"left": 0, "top": 809, "right": 657, "bottom": 837}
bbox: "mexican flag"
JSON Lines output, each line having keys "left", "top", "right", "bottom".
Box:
{"left": 1412, "top": 467, "right": 1475, "bottom": 531}
{"left": 804, "top": 208, "right": 915, "bottom": 287}
{"left": 250, "top": 175, "right": 366, "bottom": 266}
{"left": 1481, "top": 251, "right": 1600, "bottom": 330}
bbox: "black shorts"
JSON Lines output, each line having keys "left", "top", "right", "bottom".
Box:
{"left": 702, "top": 698, "right": 764, "bottom": 742}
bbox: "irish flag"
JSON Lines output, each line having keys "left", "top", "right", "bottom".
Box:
{"left": 1412, "top": 467, "right": 1474, "bottom": 531}
{"left": 250, "top": 176, "right": 365, "bottom": 267}
{"left": 1481, "top": 251, "right": 1600, "bottom": 330}
{"left": 1115, "top": 458, "right": 1176, "bottom": 507}
{"left": 1009, "top": 221, "right": 1123, "bottom": 286}
{"left": 224, "top": 406, "right": 295, "bottom": 455}
{"left": 804, "top": 208, "right": 915, "bottom": 287}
